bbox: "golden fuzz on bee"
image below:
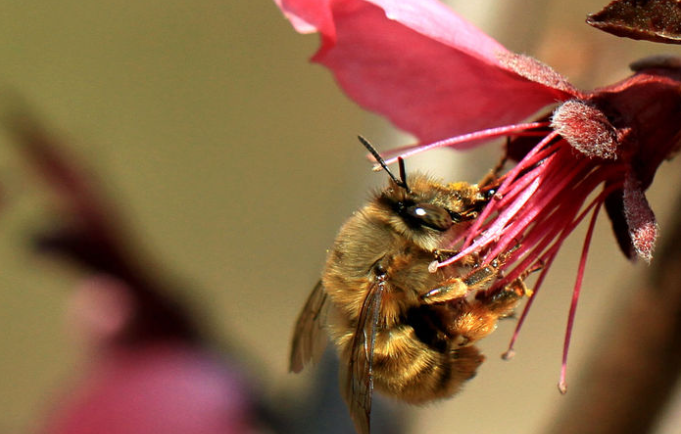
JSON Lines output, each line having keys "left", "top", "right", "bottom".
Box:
{"left": 290, "top": 169, "right": 529, "bottom": 434}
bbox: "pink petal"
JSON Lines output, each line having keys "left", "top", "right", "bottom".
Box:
{"left": 67, "top": 275, "right": 135, "bottom": 345}
{"left": 499, "top": 53, "right": 580, "bottom": 97}
{"left": 275, "top": 0, "right": 575, "bottom": 143}
{"left": 273, "top": 0, "right": 333, "bottom": 34}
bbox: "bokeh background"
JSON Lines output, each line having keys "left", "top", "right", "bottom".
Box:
{"left": 1, "top": 0, "right": 680, "bottom": 433}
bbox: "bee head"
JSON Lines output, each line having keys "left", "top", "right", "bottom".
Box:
{"left": 358, "top": 137, "right": 485, "bottom": 251}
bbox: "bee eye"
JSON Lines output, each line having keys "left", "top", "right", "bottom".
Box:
{"left": 404, "top": 203, "right": 453, "bottom": 231}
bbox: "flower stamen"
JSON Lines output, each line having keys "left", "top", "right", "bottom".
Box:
{"left": 377, "top": 121, "right": 552, "bottom": 167}
{"left": 559, "top": 200, "right": 602, "bottom": 394}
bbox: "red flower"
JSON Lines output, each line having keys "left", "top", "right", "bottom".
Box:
{"left": 274, "top": 0, "right": 571, "bottom": 143}
{"left": 274, "top": 0, "right": 681, "bottom": 392}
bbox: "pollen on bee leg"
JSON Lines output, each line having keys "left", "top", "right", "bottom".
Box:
{"left": 428, "top": 260, "right": 439, "bottom": 273}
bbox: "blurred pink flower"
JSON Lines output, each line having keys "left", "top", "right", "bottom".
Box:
{"left": 5, "top": 109, "right": 266, "bottom": 434}
{"left": 42, "top": 342, "right": 256, "bottom": 434}
{"left": 274, "top": 0, "right": 681, "bottom": 391}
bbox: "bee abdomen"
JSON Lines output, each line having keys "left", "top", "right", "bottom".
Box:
{"left": 372, "top": 327, "right": 484, "bottom": 403}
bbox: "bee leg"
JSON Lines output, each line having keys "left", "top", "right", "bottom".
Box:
{"left": 523, "top": 259, "right": 544, "bottom": 277}
{"left": 422, "top": 260, "right": 499, "bottom": 305}
{"left": 444, "top": 280, "right": 529, "bottom": 346}
{"left": 447, "top": 345, "right": 485, "bottom": 382}
{"left": 433, "top": 249, "right": 458, "bottom": 262}
{"left": 477, "top": 279, "right": 529, "bottom": 318}
{"left": 477, "top": 150, "right": 506, "bottom": 196}
{"left": 478, "top": 165, "right": 502, "bottom": 190}
{"left": 433, "top": 250, "right": 479, "bottom": 268}
{"left": 421, "top": 278, "right": 468, "bottom": 304}
{"left": 462, "top": 262, "right": 498, "bottom": 287}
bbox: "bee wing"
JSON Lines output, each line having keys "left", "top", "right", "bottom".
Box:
{"left": 340, "top": 280, "right": 384, "bottom": 434}
{"left": 290, "top": 280, "right": 330, "bottom": 373}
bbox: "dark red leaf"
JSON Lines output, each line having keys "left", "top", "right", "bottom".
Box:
{"left": 587, "top": 0, "right": 681, "bottom": 44}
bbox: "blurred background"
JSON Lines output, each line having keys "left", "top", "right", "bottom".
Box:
{"left": 0, "top": 0, "right": 680, "bottom": 433}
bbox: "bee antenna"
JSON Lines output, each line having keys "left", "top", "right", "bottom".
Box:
{"left": 398, "top": 157, "right": 408, "bottom": 190}
{"left": 357, "top": 135, "right": 410, "bottom": 192}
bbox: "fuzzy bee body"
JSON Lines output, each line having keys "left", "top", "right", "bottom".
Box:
{"left": 291, "top": 168, "right": 526, "bottom": 434}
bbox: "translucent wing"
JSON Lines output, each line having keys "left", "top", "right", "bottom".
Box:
{"left": 290, "top": 280, "right": 330, "bottom": 372}
{"left": 340, "top": 279, "right": 384, "bottom": 434}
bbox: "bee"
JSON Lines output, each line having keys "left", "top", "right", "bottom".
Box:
{"left": 290, "top": 137, "right": 528, "bottom": 434}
